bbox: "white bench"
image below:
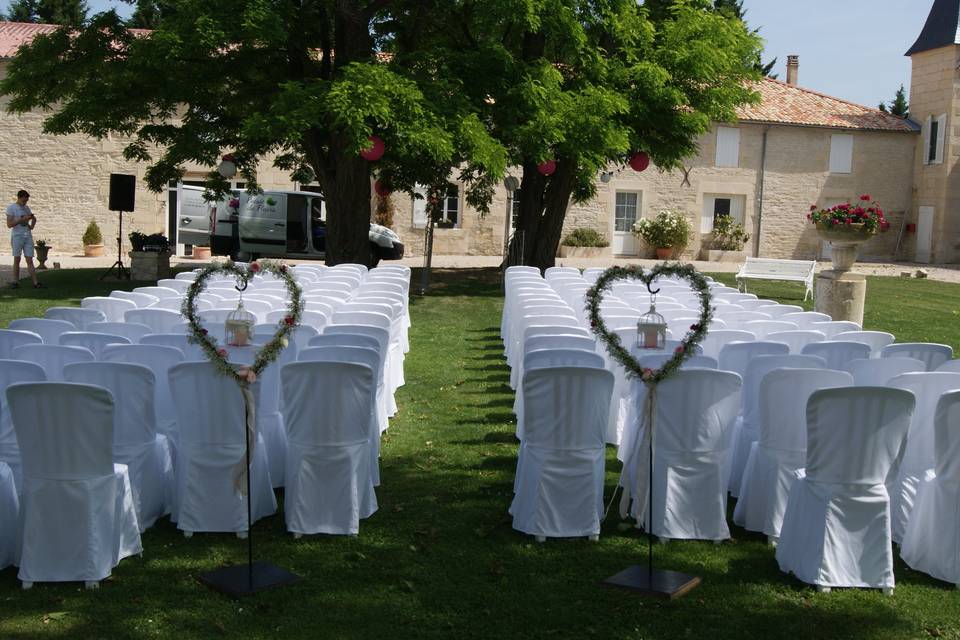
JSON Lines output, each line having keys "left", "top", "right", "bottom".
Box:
{"left": 735, "top": 258, "right": 816, "bottom": 301}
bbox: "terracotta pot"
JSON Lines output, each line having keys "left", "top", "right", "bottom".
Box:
{"left": 190, "top": 246, "right": 212, "bottom": 260}
{"left": 83, "top": 244, "right": 104, "bottom": 257}
{"left": 655, "top": 247, "right": 673, "bottom": 260}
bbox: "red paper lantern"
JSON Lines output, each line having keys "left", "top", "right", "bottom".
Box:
{"left": 537, "top": 160, "right": 557, "bottom": 176}
{"left": 629, "top": 152, "right": 650, "bottom": 172}
{"left": 374, "top": 179, "right": 391, "bottom": 197}
{"left": 360, "top": 135, "right": 386, "bottom": 162}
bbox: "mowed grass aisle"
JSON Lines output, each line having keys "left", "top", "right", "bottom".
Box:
{"left": 1, "top": 267, "right": 959, "bottom": 639}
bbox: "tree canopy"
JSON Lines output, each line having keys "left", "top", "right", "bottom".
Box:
{"left": 879, "top": 84, "right": 909, "bottom": 119}
{"left": 3, "top": 0, "right": 88, "bottom": 25}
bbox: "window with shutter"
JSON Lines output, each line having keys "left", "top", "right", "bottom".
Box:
{"left": 934, "top": 114, "right": 947, "bottom": 164}
{"left": 701, "top": 194, "right": 745, "bottom": 233}
{"left": 829, "top": 134, "right": 853, "bottom": 174}
{"left": 923, "top": 115, "right": 932, "bottom": 165}
{"left": 412, "top": 184, "right": 427, "bottom": 228}
{"left": 715, "top": 127, "right": 740, "bottom": 168}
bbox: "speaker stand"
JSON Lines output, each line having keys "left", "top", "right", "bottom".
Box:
{"left": 101, "top": 210, "right": 130, "bottom": 281}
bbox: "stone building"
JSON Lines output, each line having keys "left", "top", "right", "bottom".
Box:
{"left": 0, "top": 5, "right": 956, "bottom": 263}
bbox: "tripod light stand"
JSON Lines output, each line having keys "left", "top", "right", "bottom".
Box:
{"left": 101, "top": 173, "right": 137, "bottom": 281}
{"left": 100, "top": 210, "right": 130, "bottom": 281}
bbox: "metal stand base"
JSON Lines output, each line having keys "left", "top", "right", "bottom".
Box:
{"left": 603, "top": 566, "right": 701, "bottom": 600}
{"left": 198, "top": 561, "right": 300, "bottom": 598}
{"left": 100, "top": 260, "right": 129, "bottom": 281}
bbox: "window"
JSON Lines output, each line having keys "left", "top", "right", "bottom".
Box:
{"left": 701, "top": 194, "right": 745, "bottom": 233}
{"left": 829, "top": 133, "right": 853, "bottom": 174}
{"left": 715, "top": 127, "right": 741, "bottom": 168}
{"left": 437, "top": 183, "right": 460, "bottom": 227}
{"left": 412, "top": 184, "right": 427, "bottom": 228}
{"left": 508, "top": 189, "right": 521, "bottom": 231}
{"left": 924, "top": 114, "right": 946, "bottom": 165}
{"left": 614, "top": 192, "right": 639, "bottom": 232}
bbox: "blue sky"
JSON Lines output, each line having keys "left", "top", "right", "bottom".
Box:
{"left": 4, "top": 0, "right": 937, "bottom": 112}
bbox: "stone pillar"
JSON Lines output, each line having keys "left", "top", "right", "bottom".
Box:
{"left": 129, "top": 251, "right": 172, "bottom": 281}
{"left": 815, "top": 270, "right": 865, "bottom": 325}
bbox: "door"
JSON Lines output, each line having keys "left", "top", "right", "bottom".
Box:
{"left": 286, "top": 194, "right": 309, "bottom": 252}
{"left": 239, "top": 193, "right": 287, "bottom": 256}
{"left": 612, "top": 191, "right": 640, "bottom": 256}
{"left": 916, "top": 206, "right": 934, "bottom": 263}
{"left": 175, "top": 184, "right": 212, "bottom": 247}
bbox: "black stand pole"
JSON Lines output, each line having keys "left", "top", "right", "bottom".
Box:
{"left": 197, "top": 381, "right": 299, "bottom": 598}
{"left": 602, "top": 387, "right": 701, "bottom": 599}
{"left": 100, "top": 210, "right": 130, "bottom": 281}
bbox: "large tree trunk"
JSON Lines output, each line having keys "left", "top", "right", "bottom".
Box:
{"left": 323, "top": 144, "right": 373, "bottom": 266}
{"left": 503, "top": 162, "right": 547, "bottom": 270}
{"left": 529, "top": 159, "right": 577, "bottom": 270}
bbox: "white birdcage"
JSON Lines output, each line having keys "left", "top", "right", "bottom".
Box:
{"left": 225, "top": 301, "right": 256, "bottom": 346}
{"left": 637, "top": 302, "right": 667, "bottom": 350}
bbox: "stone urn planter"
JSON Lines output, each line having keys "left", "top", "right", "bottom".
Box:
{"left": 34, "top": 243, "right": 51, "bottom": 269}
{"left": 129, "top": 250, "right": 172, "bottom": 281}
{"left": 816, "top": 223, "right": 876, "bottom": 272}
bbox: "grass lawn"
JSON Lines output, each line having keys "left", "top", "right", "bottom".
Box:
{"left": 1, "top": 267, "right": 959, "bottom": 639}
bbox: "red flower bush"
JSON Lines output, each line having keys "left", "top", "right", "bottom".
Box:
{"left": 807, "top": 195, "right": 888, "bottom": 233}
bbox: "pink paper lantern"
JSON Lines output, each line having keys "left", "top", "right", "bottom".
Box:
{"left": 360, "top": 135, "right": 386, "bottom": 162}
{"left": 374, "top": 179, "right": 391, "bottom": 197}
{"left": 629, "top": 152, "right": 650, "bottom": 172}
{"left": 537, "top": 160, "right": 557, "bottom": 176}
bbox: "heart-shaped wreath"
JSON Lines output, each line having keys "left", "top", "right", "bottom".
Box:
{"left": 183, "top": 260, "right": 304, "bottom": 385}
{"left": 586, "top": 263, "right": 713, "bottom": 386}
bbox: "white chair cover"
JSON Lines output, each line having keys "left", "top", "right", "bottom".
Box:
{"left": 64, "top": 363, "right": 173, "bottom": 531}
{"left": 0, "top": 329, "right": 41, "bottom": 358}
{"left": 102, "top": 344, "right": 184, "bottom": 442}
{"left": 729, "top": 354, "right": 827, "bottom": 497}
{"left": 81, "top": 296, "right": 138, "bottom": 323}
{"left": 510, "top": 366, "right": 614, "bottom": 539}
{"left": 0, "top": 461, "right": 17, "bottom": 569}
{"left": 734, "top": 368, "right": 853, "bottom": 540}
{"left": 139, "top": 333, "right": 203, "bottom": 361}
{"left": 324, "top": 324, "right": 395, "bottom": 413}
{"left": 44, "top": 307, "right": 107, "bottom": 330}
{"left": 512, "top": 333, "right": 597, "bottom": 390}
{"left": 776, "top": 387, "right": 914, "bottom": 590}
{"left": 900, "top": 390, "right": 960, "bottom": 586}
{"left": 779, "top": 311, "right": 833, "bottom": 330}
{"left": 253, "top": 341, "right": 296, "bottom": 489}
{"left": 59, "top": 332, "right": 132, "bottom": 358}
{"left": 760, "top": 304, "right": 804, "bottom": 318}
{"left": 741, "top": 320, "right": 800, "bottom": 339}
{"left": 936, "top": 359, "right": 960, "bottom": 373}
{"left": 110, "top": 290, "right": 159, "bottom": 308}
{"left": 637, "top": 353, "right": 718, "bottom": 370}
{"left": 8, "top": 318, "right": 76, "bottom": 345}
{"left": 887, "top": 371, "right": 960, "bottom": 543}
{"left": 832, "top": 331, "right": 895, "bottom": 357}
{"left": 125, "top": 308, "right": 184, "bottom": 335}
{"left": 809, "top": 320, "right": 862, "bottom": 338}
{"left": 620, "top": 369, "right": 741, "bottom": 541}
{"left": 282, "top": 361, "right": 377, "bottom": 535}
{"left": 514, "top": 349, "right": 605, "bottom": 442}
{"left": 699, "top": 330, "right": 755, "bottom": 361}
{"left": 882, "top": 343, "right": 954, "bottom": 371}
{"left": 132, "top": 286, "right": 180, "bottom": 299}
{"left": 843, "top": 357, "right": 925, "bottom": 386}
{"left": 800, "top": 341, "right": 871, "bottom": 371}
{"left": 0, "top": 360, "right": 46, "bottom": 491}
{"left": 87, "top": 321, "right": 153, "bottom": 343}
{"left": 764, "top": 330, "right": 826, "bottom": 354}
{"left": 8, "top": 382, "right": 142, "bottom": 585}
{"left": 167, "top": 362, "right": 276, "bottom": 533}
{"left": 717, "top": 341, "right": 790, "bottom": 379}
{"left": 175, "top": 271, "right": 198, "bottom": 281}
{"left": 12, "top": 344, "right": 94, "bottom": 381}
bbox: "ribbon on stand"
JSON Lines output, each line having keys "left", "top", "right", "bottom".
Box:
{"left": 232, "top": 381, "right": 257, "bottom": 496}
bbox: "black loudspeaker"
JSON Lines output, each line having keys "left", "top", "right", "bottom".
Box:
{"left": 108, "top": 174, "right": 136, "bottom": 212}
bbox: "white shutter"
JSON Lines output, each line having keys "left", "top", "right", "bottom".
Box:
{"left": 412, "top": 184, "right": 427, "bottom": 228}
{"left": 829, "top": 134, "right": 853, "bottom": 174}
{"left": 923, "top": 115, "right": 932, "bottom": 165}
{"left": 731, "top": 196, "right": 745, "bottom": 224}
{"left": 715, "top": 127, "right": 740, "bottom": 168}
{"left": 935, "top": 113, "right": 947, "bottom": 164}
{"left": 701, "top": 197, "right": 716, "bottom": 233}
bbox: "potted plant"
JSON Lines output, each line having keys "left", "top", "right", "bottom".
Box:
{"left": 808, "top": 195, "right": 889, "bottom": 271}
{"left": 33, "top": 239, "right": 51, "bottom": 269}
{"left": 701, "top": 216, "right": 750, "bottom": 262}
{"left": 129, "top": 230, "right": 148, "bottom": 252}
{"left": 82, "top": 219, "right": 104, "bottom": 257}
{"left": 558, "top": 228, "right": 610, "bottom": 258}
{"left": 633, "top": 210, "right": 691, "bottom": 259}
{"left": 129, "top": 232, "right": 172, "bottom": 280}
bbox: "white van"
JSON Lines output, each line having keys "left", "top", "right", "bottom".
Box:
{"left": 198, "top": 188, "right": 403, "bottom": 263}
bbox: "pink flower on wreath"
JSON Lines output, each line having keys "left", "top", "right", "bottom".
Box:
{"left": 217, "top": 347, "right": 228, "bottom": 357}
{"left": 279, "top": 264, "right": 288, "bottom": 273}
{"left": 675, "top": 345, "right": 685, "bottom": 354}
{"left": 200, "top": 328, "right": 208, "bottom": 336}
{"left": 689, "top": 324, "right": 701, "bottom": 331}
{"left": 641, "top": 368, "right": 654, "bottom": 381}
{"left": 249, "top": 261, "right": 261, "bottom": 274}
{"left": 284, "top": 315, "right": 295, "bottom": 326}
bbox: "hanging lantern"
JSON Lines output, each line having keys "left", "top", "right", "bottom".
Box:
{"left": 360, "top": 135, "right": 386, "bottom": 161}
{"left": 374, "top": 179, "right": 392, "bottom": 197}
{"left": 537, "top": 160, "right": 557, "bottom": 176}
{"left": 629, "top": 152, "right": 650, "bottom": 172}
{"left": 636, "top": 302, "right": 667, "bottom": 350}
{"left": 225, "top": 301, "right": 256, "bottom": 347}
{"left": 218, "top": 153, "right": 237, "bottom": 178}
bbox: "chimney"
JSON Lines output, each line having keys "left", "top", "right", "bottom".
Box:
{"left": 786, "top": 55, "right": 799, "bottom": 86}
